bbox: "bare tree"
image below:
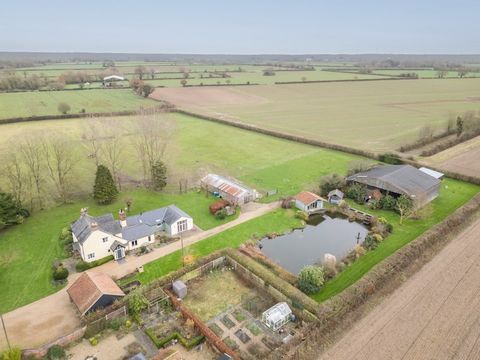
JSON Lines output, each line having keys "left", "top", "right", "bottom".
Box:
{"left": 102, "top": 119, "right": 124, "bottom": 188}
{"left": 82, "top": 116, "right": 104, "bottom": 167}
{"left": 19, "top": 134, "right": 44, "bottom": 209}
{"left": 3, "top": 150, "right": 30, "bottom": 208}
{"left": 42, "top": 135, "right": 76, "bottom": 204}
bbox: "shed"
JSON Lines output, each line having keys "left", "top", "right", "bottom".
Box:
{"left": 262, "top": 302, "right": 292, "bottom": 331}
{"left": 67, "top": 271, "right": 125, "bottom": 316}
{"left": 294, "top": 191, "right": 325, "bottom": 213}
{"left": 172, "top": 280, "right": 187, "bottom": 299}
{"left": 327, "top": 189, "right": 344, "bottom": 205}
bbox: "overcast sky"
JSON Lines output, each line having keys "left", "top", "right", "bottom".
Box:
{"left": 1, "top": 0, "right": 479, "bottom": 54}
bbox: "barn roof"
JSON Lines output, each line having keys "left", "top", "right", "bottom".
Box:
{"left": 103, "top": 75, "right": 124, "bottom": 81}
{"left": 201, "top": 174, "right": 254, "bottom": 199}
{"left": 295, "top": 191, "right": 325, "bottom": 205}
{"left": 346, "top": 165, "right": 440, "bottom": 198}
{"left": 419, "top": 167, "right": 444, "bottom": 179}
{"left": 67, "top": 271, "right": 125, "bottom": 315}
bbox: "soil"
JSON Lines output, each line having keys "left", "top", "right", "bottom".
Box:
{"left": 318, "top": 218, "right": 480, "bottom": 360}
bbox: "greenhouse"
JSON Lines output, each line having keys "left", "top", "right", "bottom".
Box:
{"left": 262, "top": 302, "right": 292, "bottom": 331}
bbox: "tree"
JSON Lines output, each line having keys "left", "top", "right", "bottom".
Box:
{"left": 456, "top": 116, "right": 464, "bottom": 137}
{"left": 141, "top": 83, "right": 154, "bottom": 97}
{"left": 347, "top": 160, "right": 372, "bottom": 176}
{"left": 0, "top": 192, "right": 25, "bottom": 229}
{"left": 395, "top": 194, "right": 414, "bottom": 225}
{"left": 134, "top": 65, "right": 146, "bottom": 80}
{"left": 297, "top": 265, "right": 325, "bottom": 294}
{"left": 151, "top": 160, "right": 167, "bottom": 191}
{"left": 57, "top": 102, "right": 71, "bottom": 114}
{"left": 93, "top": 165, "right": 119, "bottom": 205}
{"left": 83, "top": 117, "right": 103, "bottom": 167}
{"left": 102, "top": 120, "right": 124, "bottom": 188}
{"left": 180, "top": 79, "right": 187, "bottom": 87}
{"left": 127, "top": 291, "right": 149, "bottom": 316}
{"left": 319, "top": 173, "right": 346, "bottom": 196}
{"left": 3, "top": 150, "right": 29, "bottom": 208}
{"left": 346, "top": 183, "right": 367, "bottom": 204}
{"left": 19, "top": 135, "right": 44, "bottom": 209}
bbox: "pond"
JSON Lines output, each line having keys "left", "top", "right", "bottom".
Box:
{"left": 258, "top": 214, "right": 369, "bottom": 275}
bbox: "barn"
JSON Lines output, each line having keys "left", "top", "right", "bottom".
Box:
{"left": 346, "top": 164, "right": 441, "bottom": 206}
{"left": 67, "top": 271, "right": 125, "bottom": 316}
{"left": 200, "top": 174, "right": 258, "bottom": 206}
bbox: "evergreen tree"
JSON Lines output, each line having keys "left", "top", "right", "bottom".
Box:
{"left": 0, "top": 192, "right": 24, "bottom": 230}
{"left": 151, "top": 160, "right": 167, "bottom": 191}
{"left": 93, "top": 165, "right": 119, "bottom": 205}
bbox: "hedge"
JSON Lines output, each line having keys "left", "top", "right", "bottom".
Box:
{"left": 145, "top": 328, "right": 205, "bottom": 349}
{"left": 76, "top": 255, "right": 114, "bottom": 272}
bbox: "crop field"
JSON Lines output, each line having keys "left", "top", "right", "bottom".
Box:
{"left": 0, "top": 89, "right": 156, "bottom": 119}
{"left": 369, "top": 69, "right": 480, "bottom": 78}
{"left": 150, "top": 78, "right": 480, "bottom": 152}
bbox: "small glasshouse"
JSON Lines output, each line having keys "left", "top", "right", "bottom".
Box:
{"left": 262, "top": 302, "right": 293, "bottom": 331}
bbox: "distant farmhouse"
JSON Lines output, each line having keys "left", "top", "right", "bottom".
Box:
{"left": 201, "top": 174, "right": 259, "bottom": 206}
{"left": 71, "top": 205, "right": 193, "bottom": 262}
{"left": 67, "top": 271, "right": 125, "bottom": 316}
{"left": 347, "top": 165, "right": 441, "bottom": 206}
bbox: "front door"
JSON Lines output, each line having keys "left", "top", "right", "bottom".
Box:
{"left": 114, "top": 247, "right": 125, "bottom": 260}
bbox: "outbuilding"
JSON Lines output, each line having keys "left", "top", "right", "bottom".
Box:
{"left": 172, "top": 280, "right": 187, "bottom": 299}
{"left": 67, "top": 271, "right": 125, "bottom": 316}
{"left": 294, "top": 191, "right": 325, "bottom": 213}
{"left": 327, "top": 189, "right": 344, "bottom": 205}
{"left": 201, "top": 174, "right": 258, "bottom": 206}
{"left": 262, "top": 302, "right": 293, "bottom": 331}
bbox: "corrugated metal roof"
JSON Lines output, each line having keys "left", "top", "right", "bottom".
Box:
{"left": 201, "top": 173, "right": 254, "bottom": 199}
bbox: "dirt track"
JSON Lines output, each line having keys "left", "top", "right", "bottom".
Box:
{"left": 319, "top": 218, "right": 480, "bottom": 360}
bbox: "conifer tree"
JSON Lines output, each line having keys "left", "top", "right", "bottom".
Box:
{"left": 93, "top": 165, "right": 118, "bottom": 204}
{"left": 151, "top": 160, "right": 167, "bottom": 191}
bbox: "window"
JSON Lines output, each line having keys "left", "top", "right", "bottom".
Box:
{"left": 102, "top": 237, "right": 108, "bottom": 243}
{"left": 177, "top": 219, "right": 188, "bottom": 233}
{"left": 131, "top": 240, "right": 138, "bottom": 246}
{"left": 148, "top": 235, "right": 152, "bottom": 242}
{"left": 87, "top": 253, "right": 95, "bottom": 260}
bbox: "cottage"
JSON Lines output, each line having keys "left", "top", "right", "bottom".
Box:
{"left": 327, "top": 189, "right": 344, "bottom": 205}
{"left": 71, "top": 205, "right": 193, "bottom": 262}
{"left": 294, "top": 191, "right": 325, "bottom": 213}
{"left": 262, "top": 302, "right": 293, "bottom": 331}
{"left": 201, "top": 174, "right": 258, "bottom": 206}
{"left": 346, "top": 164, "right": 441, "bottom": 206}
{"left": 67, "top": 271, "right": 125, "bottom": 316}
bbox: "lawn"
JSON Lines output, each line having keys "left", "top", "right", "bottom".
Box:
{"left": 182, "top": 270, "right": 256, "bottom": 321}
{"left": 0, "top": 189, "right": 239, "bottom": 313}
{"left": 152, "top": 78, "right": 480, "bottom": 152}
{"left": 312, "top": 177, "right": 480, "bottom": 301}
{"left": 133, "top": 209, "right": 302, "bottom": 285}
{"left": 0, "top": 89, "right": 156, "bottom": 119}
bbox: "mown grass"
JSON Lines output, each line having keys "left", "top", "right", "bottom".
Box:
{"left": 312, "top": 177, "right": 480, "bottom": 301}
{"left": 0, "top": 189, "right": 238, "bottom": 313}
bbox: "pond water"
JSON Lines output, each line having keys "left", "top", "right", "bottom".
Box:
{"left": 259, "top": 214, "right": 369, "bottom": 275}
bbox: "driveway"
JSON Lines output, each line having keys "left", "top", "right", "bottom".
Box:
{"left": 0, "top": 201, "right": 280, "bottom": 350}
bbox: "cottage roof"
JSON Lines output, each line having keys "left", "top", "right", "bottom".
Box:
{"left": 346, "top": 165, "right": 440, "bottom": 198}
{"left": 71, "top": 213, "right": 122, "bottom": 243}
{"left": 67, "top": 271, "right": 125, "bottom": 315}
{"left": 295, "top": 191, "right": 324, "bottom": 205}
{"left": 126, "top": 205, "right": 191, "bottom": 228}
{"left": 121, "top": 223, "right": 156, "bottom": 241}
{"left": 201, "top": 174, "right": 254, "bottom": 199}
{"left": 328, "top": 189, "right": 344, "bottom": 199}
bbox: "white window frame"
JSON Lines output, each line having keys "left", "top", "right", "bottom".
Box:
{"left": 177, "top": 219, "right": 188, "bottom": 233}
{"left": 102, "top": 237, "right": 108, "bottom": 243}
{"left": 87, "top": 253, "right": 95, "bottom": 260}
{"left": 131, "top": 240, "right": 138, "bottom": 246}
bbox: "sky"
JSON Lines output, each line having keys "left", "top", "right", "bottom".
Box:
{"left": 1, "top": 0, "right": 479, "bottom": 54}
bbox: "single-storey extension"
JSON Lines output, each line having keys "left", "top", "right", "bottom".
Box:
{"left": 294, "top": 191, "right": 326, "bottom": 213}
{"left": 71, "top": 205, "right": 193, "bottom": 262}
{"left": 67, "top": 271, "right": 125, "bottom": 316}
{"left": 201, "top": 174, "right": 258, "bottom": 206}
{"left": 346, "top": 164, "right": 441, "bottom": 205}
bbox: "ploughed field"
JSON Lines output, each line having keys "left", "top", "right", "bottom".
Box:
{"left": 150, "top": 78, "right": 480, "bottom": 152}
{"left": 318, "top": 217, "right": 480, "bottom": 360}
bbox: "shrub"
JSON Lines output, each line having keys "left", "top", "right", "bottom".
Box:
{"left": 319, "top": 173, "right": 346, "bottom": 196}
{"left": 346, "top": 183, "right": 367, "bottom": 204}
{"left": 53, "top": 266, "right": 69, "bottom": 281}
{"left": 297, "top": 265, "right": 325, "bottom": 294}
{"left": 1, "top": 347, "right": 22, "bottom": 360}
{"left": 46, "top": 345, "right": 66, "bottom": 360}
{"left": 89, "top": 337, "right": 98, "bottom": 346}
{"left": 215, "top": 208, "right": 227, "bottom": 220}
{"left": 295, "top": 210, "right": 309, "bottom": 221}
{"left": 57, "top": 102, "right": 71, "bottom": 115}
{"left": 379, "top": 194, "right": 396, "bottom": 210}
{"left": 372, "top": 233, "right": 383, "bottom": 242}
{"left": 75, "top": 255, "right": 114, "bottom": 272}
{"left": 127, "top": 291, "right": 149, "bottom": 316}
{"left": 378, "top": 153, "right": 403, "bottom": 165}
{"left": 108, "top": 318, "right": 123, "bottom": 331}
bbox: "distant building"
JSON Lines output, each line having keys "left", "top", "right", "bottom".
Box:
{"left": 67, "top": 271, "right": 125, "bottom": 316}
{"left": 327, "top": 189, "right": 344, "bottom": 205}
{"left": 201, "top": 174, "right": 258, "bottom": 206}
{"left": 103, "top": 75, "right": 125, "bottom": 87}
{"left": 346, "top": 165, "right": 441, "bottom": 206}
{"left": 71, "top": 205, "right": 193, "bottom": 262}
{"left": 294, "top": 191, "right": 325, "bottom": 213}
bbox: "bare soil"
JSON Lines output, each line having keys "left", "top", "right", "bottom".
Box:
{"left": 318, "top": 218, "right": 480, "bottom": 360}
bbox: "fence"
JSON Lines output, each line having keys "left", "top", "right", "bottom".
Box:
{"left": 84, "top": 305, "right": 127, "bottom": 338}
{"left": 179, "top": 256, "right": 226, "bottom": 283}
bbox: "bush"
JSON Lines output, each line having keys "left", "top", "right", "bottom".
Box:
{"left": 346, "top": 183, "right": 367, "bottom": 204}
{"left": 215, "top": 208, "right": 227, "bottom": 220}
{"left": 378, "top": 153, "right": 403, "bottom": 165}
{"left": 57, "top": 102, "right": 71, "bottom": 115}
{"left": 297, "top": 265, "right": 325, "bottom": 294}
{"left": 1, "top": 347, "right": 22, "bottom": 360}
{"left": 295, "top": 210, "right": 309, "bottom": 221}
{"left": 319, "top": 173, "right": 346, "bottom": 196}
{"left": 127, "top": 291, "right": 149, "bottom": 316}
{"left": 379, "top": 194, "right": 396, "bottom": 210}
{"left": 75, "top": 255, "right": 114, "bottom": 272}
{"left": 53, "top": 266, "right": 69, "bottom": 281}
{"left": 46, "top": 345, "right": 66, "bottom": 360}
{"left": 108, "top": 318, "right": 123, "bottom": 331}
{"left": 89, "top": 337, "right": 98, "bottom": 346}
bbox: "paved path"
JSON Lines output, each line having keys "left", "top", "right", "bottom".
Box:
{"left": 319, "top": 218, "right": 480, "bottom": 360}
{"left": 0, "top": 201, "right": 279, "bottom": 350}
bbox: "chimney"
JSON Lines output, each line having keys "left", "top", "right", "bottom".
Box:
{"left": 119, "top": 209, "right": 127, "bottom": 227}
{"left": 90, "top": 221, "right": 98, "bottom": 230}
{"left": 80, "top": 207, "right": 88, "bottom": 217}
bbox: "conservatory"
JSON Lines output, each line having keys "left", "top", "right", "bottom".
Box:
{"left": 262, "top": 302, "right": 292, "bottom": 331}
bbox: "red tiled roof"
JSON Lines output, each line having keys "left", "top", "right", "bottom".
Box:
{"left": 67, "top": 271, "right": 125, "bottom": 315}
{"left": 295, "top": 191, "right": 324, "bottom": 205}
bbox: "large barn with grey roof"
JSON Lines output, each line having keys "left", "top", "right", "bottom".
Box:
{"left": 346, "top": 165, "right": 441, "bottom": 206}
{"left": 71, "top": 205, "right": 193, "bottom": 262}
